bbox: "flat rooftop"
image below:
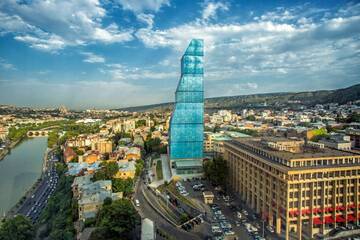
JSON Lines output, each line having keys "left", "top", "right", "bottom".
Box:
{"left": 175, "top": 159, "right": 203, "bottom": 168}
{"left": 231, "top": 137, "right": 356, "bottom": 160}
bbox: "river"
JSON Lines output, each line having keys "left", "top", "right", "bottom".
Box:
{"left": 0, "top": 137, "right": 47, "bottom": 216}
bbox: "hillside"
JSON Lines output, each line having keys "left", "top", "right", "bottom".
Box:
{"left": 117, "top": 84, "right": 360, "bottom": 112}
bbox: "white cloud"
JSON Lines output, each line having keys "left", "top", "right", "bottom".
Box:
{"left": 0, "top": 58, "right": 16, "bottom": 70}
{"left": 92, "top": 23, "right": 133, "bottom": 43}
{"left": 227, "top": 56, "right": 237, "bottom": 63}
{"left": 1, "top": 1, "right": 359, "bottom": 105}
{"left": 103, "top": 63, "right": 176, "bottom": 80}
{"left": 136, "top": 13, "right": 155, "bottom": 28}
{"left": 259, "top": 9, "right": 295, "bottom": 22}
{"left": 0, "top": 0, "right": 133, "bottom": 52}
{"left": 81, "top": 52, "right": 105, "bottom": 63}
{"left": 0, "top": 12, "right": 33, "bottom": 33}
{"left": 217, "top": 82, "right": 258, "bottom": 96}
{"left": 14, "top": 33, "right": 66, "bottom": 52}
{"left": 202, "top": 2, "right": 229, "bottom": 21}
{"left": 116, "top": 0, "right": 170, "bottom": 13}
{"left": 136, "top": 3, "right": 360, "bottom": 90}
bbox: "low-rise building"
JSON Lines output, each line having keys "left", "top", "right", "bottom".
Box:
{"left": 72, "top": 175, "right": 123, "bottom": 221}
{"left": 66, "top": 162, "right": 101, "bottom": 176}
{"left": 319, "top": 138, "right": 352, "bottom": 151}
{"left": 125, "top": 147, "right": 141, "bottom": 161}
{"left": 347, "top": 128, "right": 360, "bottom": 149}
{"left": 83, "top": 151, "right": 100, "bottom": 164}
{"left": 203, "top": 191, "right": 215, "bottom": 204}
{"left": 64, "top": 147, "right": 77, "bottom": 163}
{"left": 0, "top": 125, "right": 8, "bottom": 140}
{"left": 114, "top": 160, "right": 136, "bottom": 179}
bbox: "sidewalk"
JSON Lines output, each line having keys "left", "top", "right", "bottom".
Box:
{"left": 161, "top": 154, "right": 172, "bottom": 182}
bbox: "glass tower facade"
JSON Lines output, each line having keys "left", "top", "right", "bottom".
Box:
{"left": 169, "top": 39, "right": 204, "bottom": 170}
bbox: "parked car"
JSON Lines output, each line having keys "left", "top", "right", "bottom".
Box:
{"left": 266, "top": 225, "right": 275, "bottom": 233}
{"left": 224, "top": 230, "right": 235, "bottom": 236}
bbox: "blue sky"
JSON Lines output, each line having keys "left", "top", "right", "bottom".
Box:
{"left": 0, "top": 0, "right": 359, "bottom": 109}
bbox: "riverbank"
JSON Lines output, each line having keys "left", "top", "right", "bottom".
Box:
{"left": 5, "top": 147, "right": 51, "bottom": 219}
{"left": 0, "top": 138, "right": 23, "bottom": 161}
{"left": 0, "top": 137, "right": 48, "bottom": 219}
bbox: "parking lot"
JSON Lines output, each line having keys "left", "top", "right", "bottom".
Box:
{"left": 179, "top": 178, "right": 280, "bottom": 240}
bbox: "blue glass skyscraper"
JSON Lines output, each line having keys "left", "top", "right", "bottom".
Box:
{"left": 169, "top": 39, "right": 204, "bottom": 175}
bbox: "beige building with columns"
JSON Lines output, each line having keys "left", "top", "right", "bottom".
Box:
{"left": 224, "top": 137, "right": 360, "bottom": 240}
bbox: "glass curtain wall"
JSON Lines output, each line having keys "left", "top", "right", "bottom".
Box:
{"left": 169, "top": 39, "right": 204, "bottom": 162}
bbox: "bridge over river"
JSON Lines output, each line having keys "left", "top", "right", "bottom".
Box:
{"left": 27, "top": 130, "right": 50, "bottom": 137}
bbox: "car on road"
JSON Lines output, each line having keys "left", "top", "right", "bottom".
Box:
{"left": 242, "top": 209, "right": 249, "bottom": 216}
{"left": 135, "top": 199, "right": 140, "bottom": 207}
{"left": 224, "top": 230, "right": 235, "bottom": 236}
{"left": 253, "top": 236, "right": 266, "bottom": 240}
{"left": 211, "top": 225, "right": 222, "bottom": 234}
{"left": 266, "top": 225, "right": 275, "bottom": 233}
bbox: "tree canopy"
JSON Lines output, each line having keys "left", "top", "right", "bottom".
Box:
{"left": 135, "top": 119, "right": 147, "bottom": 128}
{"left": 112, "top": 178, "right": 133, "bottom": 195}
{"left": 91, "top": 199, "right": 139, "bottom": 240}
{"left": 203, "top": 157, "right": 228, "bottom": 187}
{"left": 0, "top": 215, "right": 35, "bottom": 240}
{"left": 112, "top": 131, "right": 132, "bottom": 147}
{"left": 92, "top": 161, "right": 119, "bottom": 181}
{"left": 37, "top": 163, "right": 76, "bottom": 240}
{"left": 144, "top": 137, "right": 166, "bottom": 154}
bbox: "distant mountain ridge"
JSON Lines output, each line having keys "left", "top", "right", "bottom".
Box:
{"left": 117, "top": 84, "right": 360, "bottom": 112}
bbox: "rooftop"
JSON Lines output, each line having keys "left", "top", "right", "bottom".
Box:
{"left": 175, "top": 160, "right": 203, "bottom": 168}
{"left": 118, "top": 160, "right": 136, "bottom": 171}
{"left": 203, "top": 191, "right": 214, "bottom": 197}
{"left": 231, "top": 137, "right": 356, "bottom": 160}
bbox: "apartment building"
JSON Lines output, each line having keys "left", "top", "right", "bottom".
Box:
{"left": 224, "top": 137, "right": 360, "bottom": 240}
{"left": 0, "top": 125, "right": 8, "bottom": 140}
{"left": 92, "top": 138, "right": 113, "bottom": 154}
{"left": 114, "top": 160, "right": 136, "bottom": 179}
{"left": 72, "top": 175, "right": 123, "bottom": 221}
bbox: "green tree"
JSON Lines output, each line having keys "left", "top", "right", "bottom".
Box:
{"left": 72, "top": 147, "right": 84, "bottom": 156}
{"left": 112, "top": 178, "right": 133, "bottom": 195}
{"left": 135, "top": 119, "right": 147, "bottom": 128}
{"left": 135, "top": 159, "right": 144, "bottom": 177}
{"left": 348, "top": 113, "right": 360, "bottom": 123}
{"left": 103, "top": 152, "right": 110, "bottom": 160}
{"left": 144, "top": 137, "right": 163, "bottom": 154}
{"left": 93, "top": 199, "right": 139, "bottom": 240}
{"left": 0, "top": 215, "right": 35, "bottom": 240}
{"left": 103, "top": 197, "right": 113, "bottom": 206}
{"left": 7, "top": 126, "right": 29, "bottom": 142}
{"left": 326, "top": 125, "right": 335, "bottom": 133}
{"left": 231, "top": 128, "right": 258, "bottom": 136}
{"left": 245, "top": 115, "right": 256, "bottom": 121}
{"left": 47, "top": 130, "right": 59, "bottom": 148}
{"left": 112, "top": 131, "right": 132, "bottom": 147}
{"left": 203, "top": 157, "right": 228, "bottom": 187}
{"left": 38, "top": 163, "right": 76, "bottom": 240}
{"left": 92, "top": 161, "right": 119, "bottom": 181}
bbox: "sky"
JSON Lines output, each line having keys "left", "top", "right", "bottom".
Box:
{"left": 0, "top": 0, "right": 359, "bottom": 110}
